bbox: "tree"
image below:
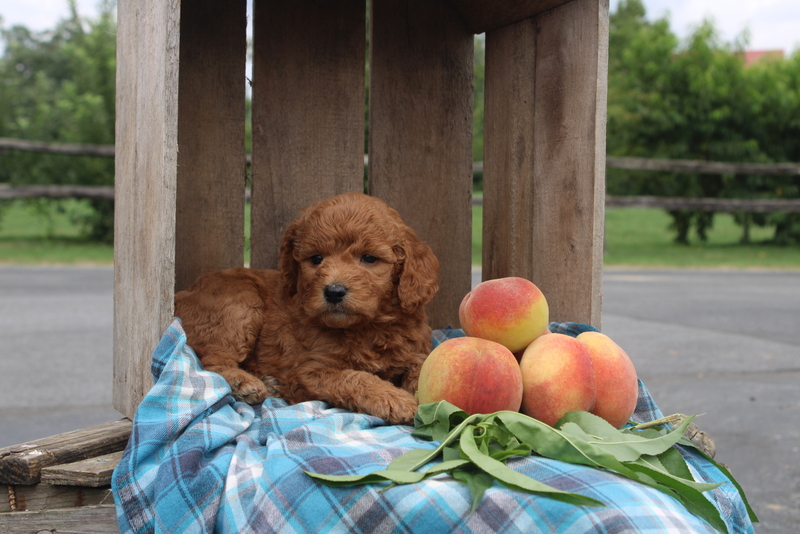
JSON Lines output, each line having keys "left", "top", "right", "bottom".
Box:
{"left": 607, "top": 0, "right": 800, "bottom": 245}
{"left": 0, "top": 0, "right": 117, "bottom": 242}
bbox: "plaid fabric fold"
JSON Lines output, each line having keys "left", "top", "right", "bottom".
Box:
{"left": 112, "top": 319, "right": 755, "bottom": 534}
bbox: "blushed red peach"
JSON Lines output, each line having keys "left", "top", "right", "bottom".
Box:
{"left": 459, "top": 277, "right": 549, "bottom": 353}
{"left": 417, "top": 336, "right": 523, "bottom": 415}
{"left": 577, "top": 331, "right": 639, "bottom": 428}
{"left": 518, "top": 333, "right": 596, "bottom": 427}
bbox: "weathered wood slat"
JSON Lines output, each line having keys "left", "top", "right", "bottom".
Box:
{"left": 250, "top": 0, "right": 365, "bottom": 270}
{"left": 2, "top": 485, "right": 112, "bottom": 513}
{"left": 0, "top": 420, "right": 130, "bottom": 486}
{"left": 40, "top": 452, "right": 124, "bottom": 488}
{"left": 527, "top": 0, "right": 608, "bottom": 328}
{"left": 0, "top": 137, "right": 115, "bottom": 157}
{"left": 175, "top": 0, "right": 248, "bottom": 292}
{"left": 369, "top": 0, "right": 474, "bottom": 330}
{"left": 482, "top": 0, "right": 608, "bottom": 327}
{"left": 607, "top": 156, "right": 800, "bottom": 176}
{"left": 481, "top": 17, "right": 538, "bottom": 297}
{"left": 112, "top": 0, "right": 182, "bottom": 420}
{"left": 0, "top": 504, "right": 118, "bottom": 533}
{"left": 0, "top": 185, "right": 115, "bottom": 201}
{"left": 607, "top": 195, "right": 800, "bottom": 212}
{"left": 449, "top": 0, "right": 573, "bottom": 33}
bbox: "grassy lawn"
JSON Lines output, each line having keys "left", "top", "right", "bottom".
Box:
{"left": 603, "top": 207, "right": 800, "bottom": 269}
{"left": 2, "top": 199, "right": 799, "bottom": 269}
{"left": 0, "top": 200, "right": 114, "bottom": 264}
{"left": 472, "top": 205, "right": 800, "bottom": 269}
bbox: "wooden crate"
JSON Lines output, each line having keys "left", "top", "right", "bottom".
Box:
{"left": 113, "top": 0, "right": 608, "bottom": 420}
{"left": 0, "top": 420, "right": 129, "bottom": 532}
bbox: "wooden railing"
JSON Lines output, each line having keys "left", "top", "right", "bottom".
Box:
{"left": 2, "top": 137, "right": 800, "bottom": 212}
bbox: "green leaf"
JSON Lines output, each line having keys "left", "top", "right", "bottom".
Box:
{"left": 678, "top": 437, "right": 760, "bottom": 524}
{"left": 559, "top": 411, "right": 696, "bottom": 462}
{"left": 657, "top": 446, "right": 696, "bottom": 482}
{"left": 413, "top": 401, "right": 469, "bottom": 441}
{"left": 459, "top": 424, "right": 604, "bottom": 507}
{"left": 494, "top": 411, "right": 601, "bottom": 468}
{"left": 624, "top": 456, "right": 727, "bottom": 534}
{"left": 452, "top": 467, "right": 495, "bottom": 513}
{"left": 386, "top": 447, "right": 440, "bottom": 472}
{"left": 305, "top": 458, "right": 472, "bottom": 489}
{"left": 497, "top": 412, "right": 637, "bottom": 477}
{"left": 303, "top": 468, "right": 428, "bottom": 487}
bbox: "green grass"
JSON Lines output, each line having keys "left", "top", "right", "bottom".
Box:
{"left": 603, "top": 207, "right": 800, "bottom": 269}
{"left": 473, "top": 205, "right": 800, "bottom": 270}
{"left": 0, "top": 200, "right": 114, "bottom": 264}
{"left": 1, "top": 199, "right": 799, "bottom": 269}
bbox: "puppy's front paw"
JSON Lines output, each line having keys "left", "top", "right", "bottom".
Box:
{"left": 374, "top": 390, "right": 419, "bottom": 426}
{"left": 218, "top": 368, "right": 271, "bottom": 405}
{"left": 260, "top": 374, "right": 281, "bottom": 397}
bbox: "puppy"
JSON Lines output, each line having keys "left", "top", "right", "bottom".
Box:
{"left": 174, "top": 192, "right": 439, "bottom": 425}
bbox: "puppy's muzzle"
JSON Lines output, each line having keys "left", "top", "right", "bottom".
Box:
{"left": 324, "top": 283, "right": 348, "bottom": 305}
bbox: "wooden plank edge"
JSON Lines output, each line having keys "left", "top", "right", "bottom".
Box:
{"left": 0, "top": 419, "right": 131, "bottom": 486}
{"left": 448, "top": 0, "right": 574, "bottom": 33}
{"left": 606, "top": 195, "right": 800, "bottom": 213}
{"left": 40, "top": 452, "right": 124, "bottom": 488}
{"left": 4, "top": 485, "right": 113, "bottom": 513}
{"left": 0, "top": 504, "right": 118, "bottom": 533}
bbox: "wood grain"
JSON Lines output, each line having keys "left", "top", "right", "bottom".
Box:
{"left": 606, "top": 156, "right": 800, "bottom": 176}
{"left": 2, "top": 485, "right": 112, "bottom": 513}
{"left": 0, "top": 505, "right": 118, "bottom": 533}
{"left": 369, "top": 0, "right": 474, "bottom": 330}
{"left": 250, "top": 0, "right": 365, "bottom": 269}
{"left": 175, "top": 0, "right": 247, "bottom": 291}
{"left": 0, "top": 185, "right": 114, "bottom": 200}
{"left": 482, "top": 18, "right": 537, "bottom": 288}
{"left": 0, "top": 420, "right": 130, "bottom": 486}
{"left": 0, "top": 137, "right": 114, "bottom": 157}
{"left": 40, "top": 452, "right": 123, "bottom": 488}
{"left": 531, "top": 0, "right": 608, "bottom": 327}
{"left": 606, "top": 196, "right": 800, "bottom": 212}
{"left": 113, "top": 0, "right": 182, "bottom": 419}
{"left": 449, "top": 0, "right": 573, "bottom": 33}
{"left": 482, "top": 0, "right": 608, "bottom": 327}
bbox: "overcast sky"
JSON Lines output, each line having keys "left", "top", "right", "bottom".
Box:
{"left": 2, "top": 0, "right": 799, "bottom": 54}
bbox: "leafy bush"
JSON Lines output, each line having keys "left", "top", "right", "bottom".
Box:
{"left": 607, "top": 0, "right": 800, "bottom": 244}
{"left": 0, "top": 0, "right": 116, "bottom": 242}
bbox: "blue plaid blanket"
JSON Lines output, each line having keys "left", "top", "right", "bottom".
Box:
{"left": 112, "top": 319, "right": 755, "bottom": 534}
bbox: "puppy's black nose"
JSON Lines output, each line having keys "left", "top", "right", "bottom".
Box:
{"left": 324, "top": 284, "right": 348, "bottom": 304}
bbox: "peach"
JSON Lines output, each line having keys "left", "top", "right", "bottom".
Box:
{"left": 417, "top": 336, "right": 523, "bottom": 415}
{"left": 577, "top": 331, "right": 639, "bottom": 428}
{"left": 513, "top": 326, "right": 552, "bottom": 362}
{"left": 459, "top": 277, "right": 549, "bottom": 353}
{"left": 518, "top": 333, "right": 596, "bottom": 427}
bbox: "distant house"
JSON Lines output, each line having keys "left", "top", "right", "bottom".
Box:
{"left": 739, "top": 50, "right": 784, "bottom": 67}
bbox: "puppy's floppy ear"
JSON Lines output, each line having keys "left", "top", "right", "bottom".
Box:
{"left": 396, "top": 227, "right": 440, "bottom": 313}
{"left": 278, "top": 216, "right": 302, "bottom": 299}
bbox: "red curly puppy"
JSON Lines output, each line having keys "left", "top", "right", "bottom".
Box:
{"left": 174, "top": 192, "right": 439, "bottom": 425}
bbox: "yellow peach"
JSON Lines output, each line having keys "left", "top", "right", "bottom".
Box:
{"left": 577, "top": 331, "right": 639, "bottom": 428}
{"left": 518, "top": 333, "right": 596, "bottom": 427}
{"left": 459, "top": 277, "right": 549, "bottom": 353}
{"left": 417, "top": 336, "right": 523, "bottom": 415}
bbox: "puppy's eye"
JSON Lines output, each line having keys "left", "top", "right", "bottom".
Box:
{"left": 361, "top": 254, "right": 378, "bottom": 264}
{"left": 310, "top": 255, "right": 323, "bottom": 265}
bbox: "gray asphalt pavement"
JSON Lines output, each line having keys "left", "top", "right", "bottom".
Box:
{"left": 599, "top": 269, "right": 800, "bottom": 533}
{"left": 1, "top": 265, "right": 798, "bottom": 532}
{"left": 0, "top": 266, "right": 120, "bottom": 445}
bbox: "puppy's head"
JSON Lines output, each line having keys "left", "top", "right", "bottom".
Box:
{"left": 279, "top": 192, "right": 439, "bottom": 328}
